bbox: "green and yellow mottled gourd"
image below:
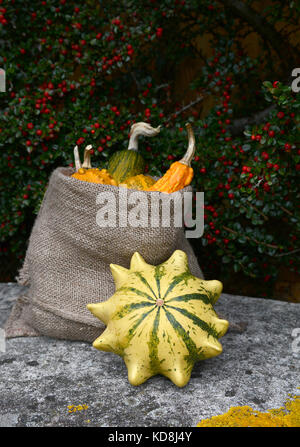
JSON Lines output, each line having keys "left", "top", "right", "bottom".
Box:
{"left": 107, "top": 122, "right": 161, "bottom": 183}
{"left": 72, "top": 145, "right": 117, "bottom": 185}
{"left": 87, "top": 250, "right": 228, "bottom": 388}
{"left": 119, "top": 174, "right": 156, "bottom": 190}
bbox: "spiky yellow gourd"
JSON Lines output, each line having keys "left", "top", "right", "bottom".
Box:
{"left": 87, "top": 250, "right": 228, "bottom": 387}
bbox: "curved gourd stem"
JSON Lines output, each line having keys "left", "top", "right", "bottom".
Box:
{"left": 82, "top": 145, "right": 93, "bottom": 169}
{"left": 74, "top": 145, "right": 82, "bottom": 171}
{"left": 128, "top": 122, "right": 162, "bottom": 151}
{"left": 179, "top": 123, "right": 196, "bottom": 167}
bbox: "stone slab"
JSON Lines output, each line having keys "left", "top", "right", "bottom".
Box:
{"left": 0, "top": 283, "right": 299, "bottom": 427}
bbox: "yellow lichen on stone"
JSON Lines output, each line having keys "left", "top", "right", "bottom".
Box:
{"left": 67, "top": 404, "right": 89, "bottom": 414}
{"left": 197, "top": 395, "right": 300, "bottom": 427}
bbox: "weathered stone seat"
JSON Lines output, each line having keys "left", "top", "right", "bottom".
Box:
{"left": 0, "top": 283, "right": 299, "bottom": 427}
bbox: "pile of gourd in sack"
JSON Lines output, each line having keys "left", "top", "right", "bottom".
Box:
{"left": 72, "top": 121, "right": 194, "bottom": 193}
{"left": 72, "top": 121, "right": 229, "bottom": 388}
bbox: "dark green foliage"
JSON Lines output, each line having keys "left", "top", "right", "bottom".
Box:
{"left": 0, "top": 0, "right": 299, "bottom": 297}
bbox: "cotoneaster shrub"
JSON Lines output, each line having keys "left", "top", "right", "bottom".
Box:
{"left": 0, "top": 0, "right": 299, "bottom": 297}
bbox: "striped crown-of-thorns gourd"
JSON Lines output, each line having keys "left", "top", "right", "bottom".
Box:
{"left": 87, "top": 250, "right": 228, "bottom": 388}
{"left": 71, "top": 145, "right": 117, "bottom": 185}
{"left": 147, "top": 123, "right": 195, "bottom": 193}
{"left": 107, "top": 122, "right": 161, "bottom": 184}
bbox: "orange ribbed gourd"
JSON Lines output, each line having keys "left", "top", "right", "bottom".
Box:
{"left": 148, "top": 123, "right": 196, "bottom": 193}
{"left": 71, "top": 145, "right": 117, "bottom": 186}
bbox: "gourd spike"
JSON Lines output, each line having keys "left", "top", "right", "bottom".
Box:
{"left": 205, "top": 339, "right": 223, "bottom": 357}
{"left": 179, "top": 123, "right": 196, "bottom": 166}
{"left": 128, "top": 122, "right": 162, "bottom": 151}
{"left": 110, "top": 264, "right": 130, "bottom": 289}
{"left": 130, "top": 252, "right": 148, "bottom": 271}
{"left": 168, "top": 364, "right": 190, "bottom": 388}
{"left": 92, "top": 329, "right": 117, "bottom": 352}
{"left": 205, "top": 280, "right": 223, "bottom": 303}
{"left": 82, "top": 145, "right": 93, "bottom": 168}
{"left": 126, "top": 361, "right": 151, "bottom": 386}
{"left": 165, "top": 250, "right": 189, "bottom": 272}
{"left": 214, "top": 317, "right": 229, "bottom": 337}
{"left": 73, "top": 145, "right": 82, "bottom": 171}
{"left": 87, "top": 302, "right": 110, "bottom": 325}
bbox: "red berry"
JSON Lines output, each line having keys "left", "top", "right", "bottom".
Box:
{"left": 284, "top": 143, "right": 292, "bottom": 151}
{"left": 156, "top": 27, "right": 163, "bottom": 38}
{"left": 277, "top": 111, "right": 285, "bottom": 119}
{"left": 242, "top": 166, "right": 251, "bottom": 173}
{"left": 268, "top": 130, "right": 275, "bottom": 138}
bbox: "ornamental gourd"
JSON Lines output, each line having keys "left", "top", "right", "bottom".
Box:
{"left": 87, "top": 250, "right": 228, "bottom": 388}
{"left": 119, "top": 174, "right": 156, "bottom": 190}
{"left": 107, "top": 122, "right": 161, "bottom": 184}
{"left": 148, "top": 123, "right": 195, "bottom": 193}
{"left": 72, "top": 145, "right": 117, "bottom": 185}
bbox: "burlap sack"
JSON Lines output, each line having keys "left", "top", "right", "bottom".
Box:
{"left": 5, "top": 167, "right": 203, "bottom": 342}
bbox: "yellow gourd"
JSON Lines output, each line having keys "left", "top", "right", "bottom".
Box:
{"left": 71, "top": 145, "right": 117, "bottom": 185}
{"left": 119, "top": 174, "right": 156, "bottom": 190}
{"left": 87, "top": 250, "right": 228, "bottom": 388}
{"left": 148, "top": 123, "right": 195, "bottom": 193}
